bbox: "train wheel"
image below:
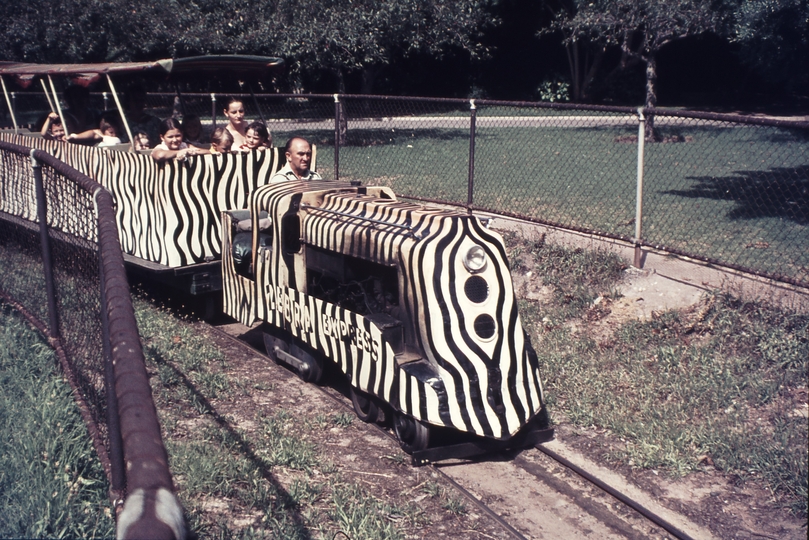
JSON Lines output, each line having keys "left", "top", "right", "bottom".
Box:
{"left": 290, "top": 343, "right": 323, "bottom": 384}
{"left": 393, "top": 413, "right": 430, "bottom": 454}
{"left": 263, "top": 333, "right": 323, "bottom": 384}
{"left": 262, "top": 332, "right": 285, "bottom": 366}
{"left": 350, "top": 386, "right": 379, "bottom": 423}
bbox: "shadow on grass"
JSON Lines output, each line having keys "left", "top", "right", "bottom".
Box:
{"left": 150, "top": 350, "right": 315, "bottom": 540}
{"left": 667, "top": 165, "right": 809, "bottom": 224}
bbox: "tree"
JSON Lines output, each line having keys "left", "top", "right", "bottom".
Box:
{"left": 0, "top": 0, "right": 206, "bottom": 64}
{"left": 732, "top": 0, "right": 809, "bottom": 96}
{"left": 540, "top": 0, "right": 608, "bottom": 103}
{"left": 237, "top": 0, "right": 496, "bottom": 94}
{"left": 552, "top": 0, "right": 729, "bottom": 139}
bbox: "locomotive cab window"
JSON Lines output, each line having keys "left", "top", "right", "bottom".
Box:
{"left": 230, "top": 210, "right": 271, "bottom": 277}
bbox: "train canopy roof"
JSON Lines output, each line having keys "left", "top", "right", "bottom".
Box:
{"left": 0, "top": 55, "right": 284, "bottom": 82}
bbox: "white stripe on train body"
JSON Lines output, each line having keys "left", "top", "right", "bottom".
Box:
{"left": 0, "top": 132, "right": 277, "bottom": 266}
{"left": 222, "top": 180, "right": 546, "bottom": 441}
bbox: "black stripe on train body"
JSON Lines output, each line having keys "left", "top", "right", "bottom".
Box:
{"left": 0, "top": 132, "right": 277, "bottom": 268}
{"left": 222, "top": 180, "right": 547, "bottom": 442}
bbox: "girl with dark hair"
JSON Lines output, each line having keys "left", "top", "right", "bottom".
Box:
{"left": 244, "top": 121, "right": 271, "bottom": 151}
{"left": 152, "top": 117, "right": 207, "bottom": 162}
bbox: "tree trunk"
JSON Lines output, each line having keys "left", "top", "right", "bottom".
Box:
{"left": 565, "top": 38, "right": 581, "bottom": 102}
{"left": 361, "top": 67, "right": 377, "bottom": 95}
{"left": 644, "top": 51, "right": 660, "bottom": 142}
{"left": 336, "top": 69, "right": 348, "bottom": 146}
{"left": 566, "top": 39, "right": 605, "bottom": 102}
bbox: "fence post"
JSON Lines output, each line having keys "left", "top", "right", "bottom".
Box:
{"left": 634, "top": 107, "right": 646, "bottom": 268}
{"left": 30, "top": 150, "right": 61, "bottom": 340}
{"left": 334, "top": 94, "right": 341, "bottom": 182}
{"left": 467, "top": 99, "right": 477, "bottom": 212}
{"left": 211, "top": 93, "right": 217, "bottom": 130}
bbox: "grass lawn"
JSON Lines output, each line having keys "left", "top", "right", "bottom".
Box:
{"left": 0, "top": 305, "right": 114, "bottom": 538}
{"left": 277, "top": 118, "right": 809, "bottom": 285}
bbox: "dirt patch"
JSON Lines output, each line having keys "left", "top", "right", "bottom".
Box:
{"left": 498, "top": 262, "right": 807, "bottom": 539}
{"left": 184, "top": 323, "right": 514, "bottom": 538}
{"left": 556, "top": 425, "right": 807, "bottom": 540}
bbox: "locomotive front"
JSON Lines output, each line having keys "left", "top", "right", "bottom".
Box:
{"left": 222, "top": 181, "right": 552, "bottom": 459}
{"left": 388, "top": 203, "right": 549, "bottom": 443}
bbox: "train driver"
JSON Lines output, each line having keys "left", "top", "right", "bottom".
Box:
{"left": 270, "top": 137, "right": 322, "bottom": 183}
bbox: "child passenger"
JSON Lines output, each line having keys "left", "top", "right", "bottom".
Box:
{"left": 210, "top": 127, "right": 234, "bottom": 154}
{"left": 152, "top": 117, "right": 206, "bottom": 162}
{"left": 245, "top": 121, "right": 271, "bottom": 151}
{"left": 40, "top": 112, "right": 66, "bottom": 142}
{"left": 67, "top": 115, "right": 122, "bottom": 147}
{"left": 182, "top": 114, "right": 206, "bottom": 148}
{"left": 133, "top": 131, "right": 151, "bottom": 151}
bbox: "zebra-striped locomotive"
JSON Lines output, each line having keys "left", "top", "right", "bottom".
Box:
{"left": 222, "top": 180, "right": 552, "bottom": 459}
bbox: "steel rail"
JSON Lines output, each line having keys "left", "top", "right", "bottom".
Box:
{"left": 535, "top": 444, "right": 697, "bottom": 540}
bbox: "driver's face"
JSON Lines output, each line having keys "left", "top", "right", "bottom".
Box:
{"left": 286, "top": 139, "right": 312, "bottom": 177}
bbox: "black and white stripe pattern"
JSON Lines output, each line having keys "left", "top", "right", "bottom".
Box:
{"left": 222, "top": 181, "right": 545, "bottom": 441}
{"left": 0, "top": 132, "right": 279, "bottom": 267}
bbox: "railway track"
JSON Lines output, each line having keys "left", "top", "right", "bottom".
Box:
{"left": 207, "top": 320, "right": 715, "bottom": 540}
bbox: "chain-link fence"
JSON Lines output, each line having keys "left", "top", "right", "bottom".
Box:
{"left": 329, "top": 96, "right": 807, "bottom": 289}
{"left": 4, "top": 91, "right": 807, "bottom": 288}
{"left": 0, "top": 141, "right": 182, "bottom": 539}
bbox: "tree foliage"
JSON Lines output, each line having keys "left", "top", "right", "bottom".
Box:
{"left": 539, "top": 0, "right": 608, "bottom": 102}
{"left": 0, "top": 0, "right": 199, "bottom": 63}
{"left": 0, "top": 0, "right": 495, "bottom": 94}
{"left": 237, "top": 0, "right": 496, "bottom": 92}
{"left": 732, "top": 0, "right": 809, "bottom": 94}
{"left": 548, "top": 0, "right": 730, "bottom": 137}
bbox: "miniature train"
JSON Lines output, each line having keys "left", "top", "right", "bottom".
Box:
{"left": 0, "top": 54, "right": 552, "bottom": 460}
{"left": 221, "top": 180, "right": 553, "bottom": 458}
{"left": 0, "top": 128, "right": 552, "bottom": 461}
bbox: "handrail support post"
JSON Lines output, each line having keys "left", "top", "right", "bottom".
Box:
{"left": 30, "top": 150, "right": 61, "bottom": 340}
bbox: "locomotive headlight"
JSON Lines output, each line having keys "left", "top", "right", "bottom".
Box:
{"left": 462, "top": 245, "right": 487, "bottom": 273}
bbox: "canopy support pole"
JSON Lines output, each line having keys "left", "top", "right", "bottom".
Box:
{"left": 48, "top": 75, "right": 69, "bottom": 137}
{"left": 106, "top": 74, "right": 135, "bottom": 151}
{"left": 40, "top": 79, "right": 56, "bottom": 113}
{"left": 1, "top": 76, "right": 19, "bottom": 132}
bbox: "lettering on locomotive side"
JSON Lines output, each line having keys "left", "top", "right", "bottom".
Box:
{"left": 266, "top": 285, "right": 382, "bottom": 361}
{"left": 321, "top": 314, "right": 381, "bottom": 361}
{"left": 267, "top": 285, "right": 315, "bottom": 339}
